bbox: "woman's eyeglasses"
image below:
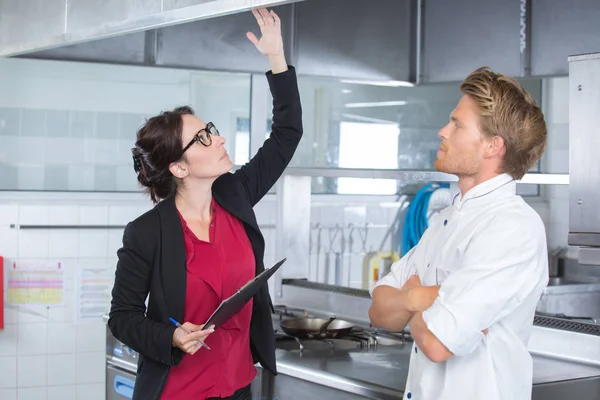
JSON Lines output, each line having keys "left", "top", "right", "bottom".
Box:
{"left": 181, "top": 122, "right": 220, "bottom": 154}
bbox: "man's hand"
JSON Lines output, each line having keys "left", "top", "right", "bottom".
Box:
{"left": 402, "top": 275, "right": 440, "bottom": 313}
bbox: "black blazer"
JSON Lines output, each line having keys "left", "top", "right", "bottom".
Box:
{"left": 108, "top": 67, "right": 302, "bottom": 400}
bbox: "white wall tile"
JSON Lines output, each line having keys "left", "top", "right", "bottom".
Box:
{"left": 47, "top": 385, "right": 77, "bottom": 400}
{"left": 309, "top": 205, "right": 321, "bottom": 224}
{"left": 78, "top": 206, "right": 108, "bottom": 226}
{"left": 77, "top": 353, "right": 105, "bottom": 384}
{"left": 0, "top": 204, "right": 19, "bottom": 226}
{"left": 344, "top": 206, "right": 366, "bottom": 226}
{"left": 108, "top": 205, "right": 140, "bottom": 225}
{"left": 2, "top": 301, "right": 18, "bottom": 325}
{"left": 76, "top": 322, "right": 105, "bottom": 353}
{"left": 0, "top": 227, "right": 19, "bottom": 258}
{"left": 137, "top": 204, "right": 153, "bottom": 216}
{"left": 0, "top": 325, "right": 18, "bottom": 356}
{"left": 0, "top": 356, "right": 17, "bottom": 388}
{"left": 48, "top": 232, "right": 79, "bottom": 258}
{"left": 68, "top": 166, "right": 95, "bottom": 192}
{"left": 261, "top": 229, "right": 275, "bottom": 255}
{"left": 318, "top": 206, "right": 344, "bottom": 226}
{"left": 308, "top": 254, "right": 318, "bottom": 281}
{"left": 77, "top": 383, "right": 104, "bottom": 400}
{"left": 0, "top": 389, "right": 17, "bottom": 400}
{"left": 47, "top": 205, "right": 79, "bottom": 225}
{"left": 47, "top": 296, "right": 76, "bottom": 324}
{"left": 18, "top": 355, "right": 47, "bottom": 387}
{"left": 17, "top": 231, "right": 50, "bottom": 258}
{"left": 18, "top": 387, "right": 47, "bottom": 400}
{"left": 17, "top": 322, "right": 47, "bottom": 355}
{"left": 351, "top": 254, "right": 367, "bottom": 289}
{"left": 366, "top": 205, "right": 389, "bottom": 226}
{"left": 19, "top": 206, "right": 49, "bottom": 225}
{"left": 107, "top": 231, "right": 124, "bottom": 258}
{"left": 47, "top": 322, "right": 77, "bottom": 354}
{"left": 16, "top": 305, "right": 50, "bottom": 324}
{"left": 78, "top": 232, "right": 108, "bottom": 258}
{"left": 47, "top": 354, "right": 77, "bottom": 386}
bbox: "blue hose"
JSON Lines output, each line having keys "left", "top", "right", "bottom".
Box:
{"left": 400, "top": 183, "right": 450, "bottom": 256}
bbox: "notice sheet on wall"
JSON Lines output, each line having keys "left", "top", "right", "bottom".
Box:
{"left": 77, "top": 266, "right": 114, "bottom": 321}
{"left": 7, "top": 260, "right": 64, "bottom": 305}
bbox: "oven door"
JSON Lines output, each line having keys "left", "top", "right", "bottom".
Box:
{"left": 106, "top": 364, "right": 136, "bottom": 400}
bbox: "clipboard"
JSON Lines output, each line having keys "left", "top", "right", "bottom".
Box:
{"left": 203, "top": 258, "right": 286, "bottom": 329}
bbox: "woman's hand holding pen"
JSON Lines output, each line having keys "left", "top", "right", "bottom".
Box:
{"left": 172, "top": 322, "right": 215, "bottom": 355}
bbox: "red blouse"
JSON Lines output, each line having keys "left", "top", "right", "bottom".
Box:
{"left": 161, "top": 200, "right": 256, "bottom": 399}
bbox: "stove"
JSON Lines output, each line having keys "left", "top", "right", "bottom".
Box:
{"left": 271, "top": 305, "right": 411, "bottom": 353}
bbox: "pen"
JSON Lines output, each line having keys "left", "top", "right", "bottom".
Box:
{"left": 169, "top": 317, "right": 211, "bottom": 350}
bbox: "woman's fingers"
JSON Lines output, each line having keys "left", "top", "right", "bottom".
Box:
{"left": 258, "top": 7, "right": 274, "bottom": 25}
{"left": 271, "top": 10, "right": 281, "bottom": 27}
{"left": 187, "top": 326, "right": 214, "bottom": 342}
{"left": 252, "top": 8, "right": 265, "bottom": 26}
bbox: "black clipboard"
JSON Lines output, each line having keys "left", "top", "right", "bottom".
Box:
{"left": 203, "top": 258, "right": 286, "bottom": 329}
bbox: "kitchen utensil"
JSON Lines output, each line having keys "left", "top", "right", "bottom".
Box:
{"left": 347, "top": 224, "right": 356, "bottom": 286}
{"left": 334, "top": 226, "right": 345, "bottom": 285}
{"left": 334, "top": 252, "right": 342, "bottom": 286}
{"left": 314, "top": 223, "right": 322, "bottom": 282}
{"left": 324, "top": 225, "right": 340, "bottom": 284}
{"left": 280, "top": 315, "right": 355, "bottom": 339}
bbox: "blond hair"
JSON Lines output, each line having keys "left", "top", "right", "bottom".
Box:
{"left": 460, "top": 67, "right": 547, "bottom": 179}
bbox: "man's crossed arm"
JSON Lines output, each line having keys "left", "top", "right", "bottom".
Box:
{"left": 370, "top": 275, "right": 487, "bottom": 363}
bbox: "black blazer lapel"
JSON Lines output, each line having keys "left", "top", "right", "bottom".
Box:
{"left": 156, "top": 196, "right": 187, "bottom": 323}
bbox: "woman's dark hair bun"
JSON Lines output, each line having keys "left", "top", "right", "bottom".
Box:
{"left": 131, "top": 106, "right": 195, "bottom": 204}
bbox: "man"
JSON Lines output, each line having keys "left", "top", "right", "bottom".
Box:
{"left": 369, "top": 67, "right": 548, "bottom": 400}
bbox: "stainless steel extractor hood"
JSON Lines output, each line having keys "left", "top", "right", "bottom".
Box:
{"left": 0, "top": 0, "right": 303, "bottom": 57}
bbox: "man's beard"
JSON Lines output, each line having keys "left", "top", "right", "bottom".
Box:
{"left": 434, "top": 151, "right": 480, "bottom": 176}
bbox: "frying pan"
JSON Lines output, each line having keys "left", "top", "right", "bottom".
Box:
{"left": 280, "top": 316, "right": 355, "bottom": 339}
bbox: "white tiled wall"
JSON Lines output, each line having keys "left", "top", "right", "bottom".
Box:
{"left": 0, "top": 197, "right": 155, "bottom": 400}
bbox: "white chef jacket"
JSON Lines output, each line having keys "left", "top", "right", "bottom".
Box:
{"left": 372, "top": 173, "right": 549, "bottom": 400}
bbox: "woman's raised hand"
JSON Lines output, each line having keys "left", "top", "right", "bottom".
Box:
{"left": 247, "top": 8, "right": 285, "bottom": 60}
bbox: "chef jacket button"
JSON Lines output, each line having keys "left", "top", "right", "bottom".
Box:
{"left": 443, "top": 220, "right": 448, "bottom": 226}
{"left": 415, "top": 346, "right": 418, "bottom": 354}
{"left": 407, "top": 392, "right": 412, "bottom": 399}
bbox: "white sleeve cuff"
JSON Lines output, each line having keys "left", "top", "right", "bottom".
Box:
{"left": 422, "top": 298, "right": 484, "bottom": 357}
{"left": 368, "top": 275, "right": 398, "bottom": 297}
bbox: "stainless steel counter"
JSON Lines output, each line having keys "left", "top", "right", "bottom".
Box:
{"left": 268, "top": 335, "right": 600, "bottom": 399}
{"left": 263, "top": 307, "right": 600, "bottom": 400}
{"left": 532, "top": 354, "right": 600, "bottom": 384}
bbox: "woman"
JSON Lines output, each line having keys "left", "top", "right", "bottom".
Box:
{"left": 108, "top": 8, "right": 302, "bottom": 400}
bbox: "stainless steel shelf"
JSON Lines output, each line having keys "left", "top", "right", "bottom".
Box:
{"left": 266, "top": 167, "right": 569, "bottom": 185}
{"left": 9, "top": 223, "right": 276, "bottom": 230}
{"left": 9, "top": 224, "right": 126, "bottom": 230}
